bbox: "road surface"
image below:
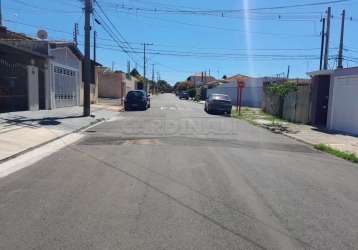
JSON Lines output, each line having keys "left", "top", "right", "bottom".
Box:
{"left": 1, "top": 94, "right": 358, "bottom": 250}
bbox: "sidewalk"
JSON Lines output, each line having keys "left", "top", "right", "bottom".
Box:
{"left": 0, "top": 104, "right": 121, "bottom": 162}
{"left": 233, "top": 107, "right": 358, "bottom": 155}
{"left": 283, "top": 124, "right": 358, "bottom": 155}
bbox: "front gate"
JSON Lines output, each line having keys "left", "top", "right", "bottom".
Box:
{"left": 0, "top": 58, "right": 28, "bottom": 113}
{"left": 54, "top": 65, "right": 78, "bottom": 108}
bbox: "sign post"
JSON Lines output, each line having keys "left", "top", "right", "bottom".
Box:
{"left": 236, "top": 80, "right": 245, "bottom": 115}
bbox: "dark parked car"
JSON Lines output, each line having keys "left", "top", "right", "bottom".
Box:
{"left": 179, "top": 91, "right": 189, "bottom": 100}
{"left": 124, "top": 90, "right": 150, "bottom": 111}
{"left": 205, "top": 94, "right": 232, "bottom": 115}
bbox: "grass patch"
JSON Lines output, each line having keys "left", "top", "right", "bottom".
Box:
{"left": 314, "top": 144, "right": 358, "bottom": 163}
{"left": 231, "top": 108, "right": 286, "bottom": 125}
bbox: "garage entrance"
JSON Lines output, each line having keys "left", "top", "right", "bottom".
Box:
{"left": 328, "top": 75, "right": 358, "bottom": 134}
{"left": 54, "top": 65, "right": 78, "bottom": 108}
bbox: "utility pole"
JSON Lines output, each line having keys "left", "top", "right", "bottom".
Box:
{"left": 338, "top": 9, "right": 346, "bottom": 69}
{"left": 151, "top": 64, "right": 155, "bottom": 94}
{"left": 287, "top": 65, "right": 290, "bottom": 79}
{"left": 323, "top": 7, "right": 331, "bottom": 70}
{"left": 319, "top": 17, "right": 326, "bottom": 70}
{"left": 142, "top": 43, "right": 153, "bottom": 93}
{"left": 127, "top": 60, "right": 131, "bottom": 74}
{"left": 73, "top": 23, "right": 79, "bottom": 47}
{"left": 93, "top": 30, "right": 97, "bottom": 64}
{"left": 83, "top": 0, "right": 92, "bottom": 117}
{"left": 112, "top": 61, "right": 115, "bottom": 71}
{"left": 0, "top": 0, "right": 3, "bottom": 27}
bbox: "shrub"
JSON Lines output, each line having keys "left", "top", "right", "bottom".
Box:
{"left": 187, "top": 88, "right": 196, "bottom": 98}
{"left": 267, "top": 81, "right": 298, "bottom": 98}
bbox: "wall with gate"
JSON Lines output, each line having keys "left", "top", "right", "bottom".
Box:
{"left": 0, "top": 43, "right": 46, "bottom": 113}
{"left": 0, "top": 58, "right": 28, "bottom": 112}
{"left": 48, "top": 47, "right": 81, "bottom": 109}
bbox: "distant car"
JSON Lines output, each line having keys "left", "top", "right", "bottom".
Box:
{"left": 124, "top": 90, "right": 150, "bottom": 111}
{"left": 205, "top": 94, "right": 232, "bottom": 115}
{"left": 179, "top": 91, "right": 189, "bottom": 100}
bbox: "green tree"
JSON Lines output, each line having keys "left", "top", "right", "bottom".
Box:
{"left": 130, "top": 68, "right": 141, "bottom": 78}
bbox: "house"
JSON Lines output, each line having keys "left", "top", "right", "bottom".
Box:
{"left": 0, "top": 39, "right": 83, "bottom": 111}
{"left": 205, "top": 74, "right": 270, "bottom": 108}
{"left": 327, "top": 67, "right": 358, "bottom": 135}
{"left": 187, "top": 73, "right": 216, "bottom": 87}
{"left": 0, "top": 41, "right": 48, "bottom": 112}
{"left": 309, "top": 67, "right": 358, "bottom": 135}
{"left": 0, "top": 26, "right": 33, "bottom": 40}
{"left": 308, "top": 67, "right": 358, "bottom": 135}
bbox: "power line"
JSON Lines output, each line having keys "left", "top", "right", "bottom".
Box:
{"left": 116, "top": 10, "right": 320, "bottom": 37}
{"left": 100, "top": 0, "right": 350, "bottom": 15}
{"left": 94, "top": 45, "right": 320, "bottom": 60}
{"left": 93, "top": 10, "right": 142, "bottom": 68}
{"left": 108, "top": 5, "right": 323, "bottom": 21}
{"left": 94, "top": 1, "right": 135, "bottom": 53}
{"left": 4, "top": 18, "right": 340, "bottom": 55}
{"left": 11, "top": 0, "right": 81, "bottom": 14}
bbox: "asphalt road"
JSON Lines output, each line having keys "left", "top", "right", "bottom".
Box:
{"left": 1, "top": 94, "right": 358, "bottom": 250}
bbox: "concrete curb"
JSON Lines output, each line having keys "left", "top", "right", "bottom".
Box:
{"left": 235, "top": 117, "right": 318, "bottom": 148}
{"left": 0, "top": 118, "right": 105, "bottom": 165}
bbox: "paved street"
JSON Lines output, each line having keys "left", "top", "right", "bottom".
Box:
{"left": 1, "top": 94, "right": 358, "bottom": 250}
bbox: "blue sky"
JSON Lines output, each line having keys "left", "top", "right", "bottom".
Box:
{"left": 3, "top": 0, "right": 358, "bottom": 84}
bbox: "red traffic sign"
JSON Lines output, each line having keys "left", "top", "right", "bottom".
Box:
{"left": 237, "top": 81, "right": 245, "bottom": 88}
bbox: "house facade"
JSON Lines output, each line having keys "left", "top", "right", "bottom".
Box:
{"left": 206, "top": 75, "right": 268, "bottom": 108}
{"left": 307, "top": 67, "right": 358, "bottom": 135}
{"left": 0, "top": 39, "right": 83, "bottom": 112}
{"left": 326, "top": 67, "right": 358, "bottom": 135}
{"left": 47, "top": 42, "right": 82, "bottom": 109}
{"left": 0, "top": 42, "right": 48, "bottom": 112}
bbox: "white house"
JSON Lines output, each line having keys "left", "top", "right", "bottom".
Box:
{"left": 3, "top": 40, "right": 83, "bottom": 110}
{"left": 326, "top": 67, "right": 358, "bottom": 135}
{"left": 47, "top": 42, "right": 82, "bottom": 109}
{"left": 206, "top": 75, "right": 271, "bottom": 107}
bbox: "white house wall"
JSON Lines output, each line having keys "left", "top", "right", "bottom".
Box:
{"left": 207, "top": 78, "right": 264, "bottom": 107}
{"left": 327, "top": 69, "right": 358, "bottom": 135}
{"left": 46, "top": 47, "right": 81, "bottom": 109}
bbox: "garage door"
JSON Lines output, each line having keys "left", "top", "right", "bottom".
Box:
{"left": 54, "top": 65, "right": 78, "bottom": 108}
{"left": 329, "top": 76, "right": 358, "bottom": 134}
